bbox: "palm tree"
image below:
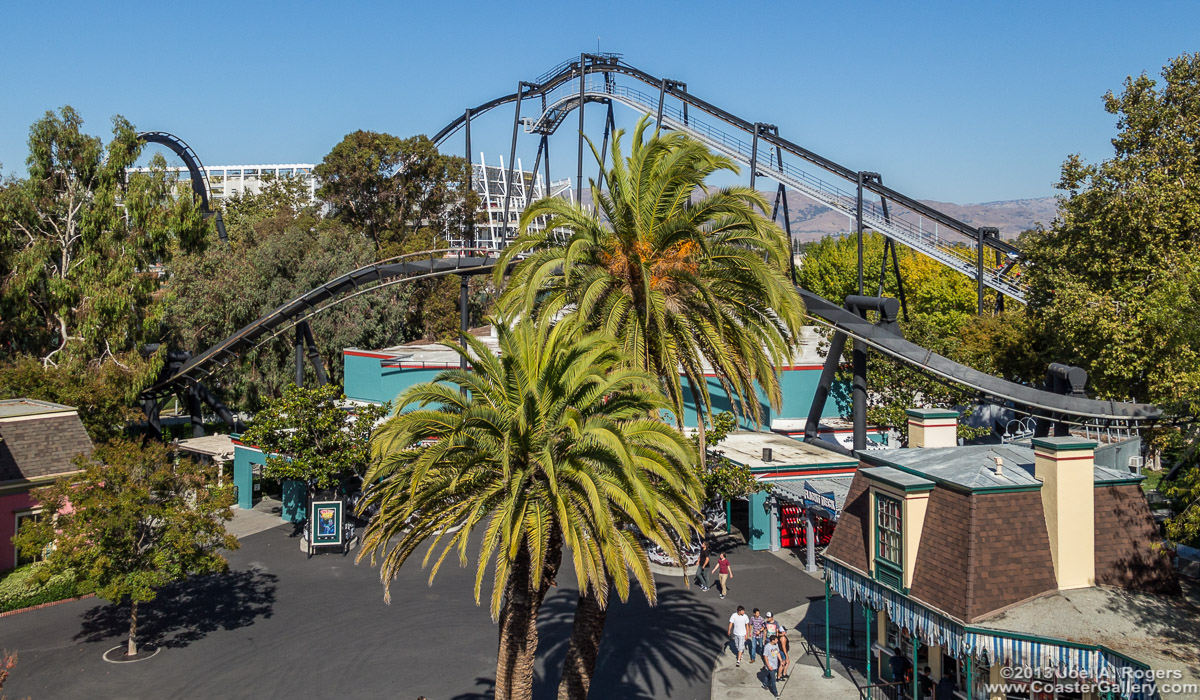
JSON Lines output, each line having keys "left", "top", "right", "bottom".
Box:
{"left": 497, "top": 116, "right": 806, "bottom": 700}
{"left": 356, "top": 316, "right": 702, "bottom": 700}
{"left": 497, "top": 115, "right": 805, "bottom": 455}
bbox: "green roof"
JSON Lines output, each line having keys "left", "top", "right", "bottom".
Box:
{"left": 860, "top": 466, "right": 936, "bottom": 492}
{"left": 904, "top": 408, "right": 960, "bottom": 420}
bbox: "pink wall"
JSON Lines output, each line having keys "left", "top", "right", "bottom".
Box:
{"left": 0, "top": 492, "right": 38, "bottom": 571}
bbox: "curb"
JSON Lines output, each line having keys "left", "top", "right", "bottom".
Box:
{"left": 0, "top": 593, "right": 96, "bottom": 618}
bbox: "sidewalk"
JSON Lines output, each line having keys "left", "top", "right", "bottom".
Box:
{"left": 226, "top": 497, "right": 289, "bottom": 539}
{"left": 710, "top": 599, "right": 862, "bottom": 700}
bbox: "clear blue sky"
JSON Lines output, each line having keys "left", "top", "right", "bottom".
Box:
{"left": 1, "top": 0, "right": 1197, "bottom": 203}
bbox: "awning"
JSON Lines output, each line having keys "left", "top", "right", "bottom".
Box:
{"left": 826, "top": 560, "right": 966, "bottom": 651}
{"left": 826, "top": 560, "right": 1152, "bottom": 689}
{"left": 772, "top": 477, "right": 853, "bottom": 519}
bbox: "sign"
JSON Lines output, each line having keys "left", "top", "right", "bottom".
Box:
{"left": 310, "top": 499, "right": 344, "bottom": 547}
{"left": 800, "top": 480, "right": 837, "bottom": 513}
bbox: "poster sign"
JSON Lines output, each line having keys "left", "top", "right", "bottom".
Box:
{"left": 310, "top": 499, "right": 344, "bottom": 547}
{"left": 800, "top": 480, "right": 837, "bottom": 513}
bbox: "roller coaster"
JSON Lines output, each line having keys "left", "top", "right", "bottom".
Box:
{"left": 137, "top": 53, "right": 1162, "bottom": 444}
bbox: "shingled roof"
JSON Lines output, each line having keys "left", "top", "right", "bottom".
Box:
{"left": 0, "top": 400, "right": 93, "bottom": 482}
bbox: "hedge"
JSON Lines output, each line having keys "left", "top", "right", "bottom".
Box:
{"left": 0, "top": 562, "right": 95, "bottom": 613}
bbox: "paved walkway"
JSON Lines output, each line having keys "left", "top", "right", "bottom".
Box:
{"left": 225, "top": 497, "right": 290, "bottom": 539}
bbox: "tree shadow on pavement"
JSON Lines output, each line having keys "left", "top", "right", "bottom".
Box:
{"left": 532, "top": 582, "right": 726, "bottom": 700}
{"left": 73, "top": 568, "right": 277, "bottom": 650}
{"left": 449, "top": 677, "right": 496, "bottom": 700}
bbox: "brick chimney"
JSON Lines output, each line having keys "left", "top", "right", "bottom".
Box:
{"left": 905, "top": 409, "right": 959, "bottom": 448}
{"left": 1033, "top": 437, "right": 1096, "bottom": 590}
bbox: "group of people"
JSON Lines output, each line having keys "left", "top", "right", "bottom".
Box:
{"left": 726, "top": 605, "right": 792, "bottom": 698}
{"left": 888, "top": 648, "right": 959, "bottom": 700}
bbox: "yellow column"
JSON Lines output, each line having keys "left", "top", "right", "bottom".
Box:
{"left": 987, "top": 664, "right": 1004, "bottom": 700}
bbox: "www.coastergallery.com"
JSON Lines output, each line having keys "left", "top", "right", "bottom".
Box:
{"left": 993, "top": 666, "right": 1197, "bottom": 696}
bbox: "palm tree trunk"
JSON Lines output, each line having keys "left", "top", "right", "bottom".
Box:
{"left": 556, "top": 589, "right": 608, "bottom": 700}
{"left": 127, "top": 599, "right": 138, "bottom": 656}
{"left": 495, "top": 537, "right": 563, "bottom": 700}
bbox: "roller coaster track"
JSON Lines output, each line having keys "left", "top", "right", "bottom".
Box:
{"left": 144, "top": 249, "right": 1159, "bottom": 426}
{"left": 137, "top": 131, "right": 228, "bottom": 242}
{"left": 432, "top": 54, "right": 1027, "bottom": 302}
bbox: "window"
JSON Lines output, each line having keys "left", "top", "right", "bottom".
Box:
{"left": 875, "top": 493, "right": 902, "bottom": 568}
{"left": 14, "top": 509, "right": 43, "bottom": 566}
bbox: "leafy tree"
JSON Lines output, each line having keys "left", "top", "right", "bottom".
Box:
{"left": 240, "top": 384, "right": 389, "bottom": 490}
{"left": 1023, "top": 52, "right": 1200, "bottom": 408}
{"left": 0, "top": 107, "right": 207, "bottom": 389}
{"left": 165, "top": 194, "right": 414, "bottom": 411}
{"left": 314, "top": 131, "right": 478, "bottom": 254}
{"left": 358, "top": 318, "right": 701, "bottom": 700}
{"left": 0, "top": 356, "right": 135, "bottom": 442}
{"left": 498, "top": 116, "right": 805, "bottom": 459}
{"left": 14, "top": 440, "right": 237, "bottom": 656}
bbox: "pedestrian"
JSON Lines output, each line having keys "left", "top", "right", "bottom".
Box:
{"left": 936, "top": 670, "right": 957, "bottom": 700}
{"left": 889, "top": 647, "right": 912, "bottom": 698}
{"left": 695, "top": 541, "right": 712, "bottom": 591}
{"left": 920, "top": 666, "right": 935, "bottom": 699}
{"left": 712, "top": 551, "right": 732, "bottom": 599}
{"left": 762, "top": 634, "right": 783, "bottom": 697}
{"left": 748, "top": 608, "right": 767, "bottom": 663}
{"left": 765, "top": 613, "right": 790, "bottom": 679}
{"left": 727, "top": 604, "right": 751, "bottom": 667}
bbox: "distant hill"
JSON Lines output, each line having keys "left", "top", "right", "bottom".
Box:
{"left": 780, "top": 195, "right": 1060, "bottom": 242}
{"left": 577, "top": 190, "right": 1060, "bottom": 241}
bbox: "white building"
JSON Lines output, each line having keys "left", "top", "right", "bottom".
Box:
{"left": 130, "top": 164, "right": 318, "bottom": 204}
{"left": 449, "top": 154, "right": 572, "bottom": 253}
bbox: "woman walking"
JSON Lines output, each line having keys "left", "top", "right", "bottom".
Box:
{"left": 695, "top": 541, "right": 712, "bottom": 591}
{"left": 712, "top": 552, "right": 733, "bottom": 599}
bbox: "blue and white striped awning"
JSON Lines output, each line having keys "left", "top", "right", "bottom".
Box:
{"left": 825, "top": 560, "right": 1152, "bottom": 692}
{"left": 826, "top": 560, "right": 965, "bottom": 651}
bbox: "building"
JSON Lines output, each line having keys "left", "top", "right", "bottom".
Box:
{"left": 822, "top": 409, "right": 1189, "bottom": 699}
{"left": 129, "top": 164, "right": 318, "bottom": 203}
{"left": 447, "top": 154, "right": 572, "bottom": 253}
{"left": 0, "top": 400, "right": 93, "bottom": 571}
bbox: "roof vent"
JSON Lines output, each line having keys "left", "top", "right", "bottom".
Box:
{"left": 762, "top": 447, "right": 773, "bottom": 463}
{"left": 992, "top": 455, "right": 1004, "bottom": 476}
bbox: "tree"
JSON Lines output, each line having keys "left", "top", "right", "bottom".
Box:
{"left": 14, "top": 440, "right": 237, "bottom": 656}
{"left": 240, "top": 384, "right": 389, "bottom": 491}
{"left": 357, "top": 317, "right": 701, "bottom": 700}
{"left": 314, "top": 131, "right": 478, "bottom": 254}
{"left": 498, "top": 116, "right": 805, "bottom": 458}
{"left": 165, "top": 184, "right": 416, "bottom": 411}
{"left": 0, "top": 355, "right": 135, "bottom": 442}
{"left": 0, "top": 107, "right": 207, "bottom": 386}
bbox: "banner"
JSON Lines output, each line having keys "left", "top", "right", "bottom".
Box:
{"left": 801, "top": 480, "right": 837, "bottom": 512}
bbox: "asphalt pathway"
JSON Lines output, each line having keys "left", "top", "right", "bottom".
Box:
{"left": 0, "top": 525, "right": 824, "bottom": 699}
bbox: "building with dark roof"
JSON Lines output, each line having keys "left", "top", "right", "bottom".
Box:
{"left": 0, "top": 399, "right": 93, "bottom": 571}
{"left": 820, "top": 409, "right": 1189, "bottom": 700}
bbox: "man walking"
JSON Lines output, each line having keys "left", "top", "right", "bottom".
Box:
{"left": 696, "top": 541, "right": 712, "bottom": 591}
{"left": 762, "top": 634, "right": 783, "bottom": 697}
{"left": 748, "top": 608, "right": 767, "bottom": 663}
{"left": 712, "top": 552, "right": 733, "bottom": 599}
{"left": 727, "top": 605, "right": 751, "bottom": 667}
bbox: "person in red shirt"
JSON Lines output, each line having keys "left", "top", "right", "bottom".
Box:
{"left": 711, "top": 552, "right": 733, "bottom": 599}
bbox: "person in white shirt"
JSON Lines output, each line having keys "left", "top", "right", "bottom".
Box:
{"left": 727, "top": 605, "right": 751, "bottom": 666}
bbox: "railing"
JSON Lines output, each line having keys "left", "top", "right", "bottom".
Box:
{"left": 526, "top": 74, "right": 1029, "bottom": 301}
{"left": 858, "top": 681, "right": 909, "bottom": 700}
{"left": 806, "top": 621, "right": 869, "bottom": 663}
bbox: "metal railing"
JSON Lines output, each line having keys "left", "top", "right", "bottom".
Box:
{"left": 527, "top": 74, "right": 1029, "bottom": 302}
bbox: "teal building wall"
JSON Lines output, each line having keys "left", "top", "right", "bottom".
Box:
{"left": 677, "top": 367, "right": 841, "bottom": 428}
{"left": 343, "top": 350, "right": 449, "bottom": 408}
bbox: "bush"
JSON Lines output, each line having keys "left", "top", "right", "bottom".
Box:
{"left": 0, "top": 562, "right": 93, "bottom": 613}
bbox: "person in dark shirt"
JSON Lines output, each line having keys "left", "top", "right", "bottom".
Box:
{"left": 919, "top": 666, "right": 934, "bottom": 699}
{"left": 889, "top": 648, "right": 912, "bottom": 698}
{"left": 936, "top": 670, "right": 957, "bottom": 700}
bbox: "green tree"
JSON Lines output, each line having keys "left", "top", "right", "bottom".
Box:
{"left": 0, "top": 107, "right": 207, "bottom": 388}
{"left": 240, "top": 384, "right": 389, "bottom": 491}
{"left": 1023, "top": 52, "right": 1200, "bottom": 407}
{"left": 165, "top": 192, "right": 415, "bottom": 411}
{"left": 357, "top": 317, "right": 701, "bottom": 700}
{"left": 498, "top": 117, "right": 805, "bottom": 456}
{"left": 14, "top": 440, "right": 237, "bottom": 656}
{"left": 0, "top": 356, "right": 135, "bottom": 442}
{"left": 314, "top": 131, "right": 478, "bottom": 254}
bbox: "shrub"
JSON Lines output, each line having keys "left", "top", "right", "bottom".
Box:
{"left": 0, "top": 562, "right": 92, "bottom": 613}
